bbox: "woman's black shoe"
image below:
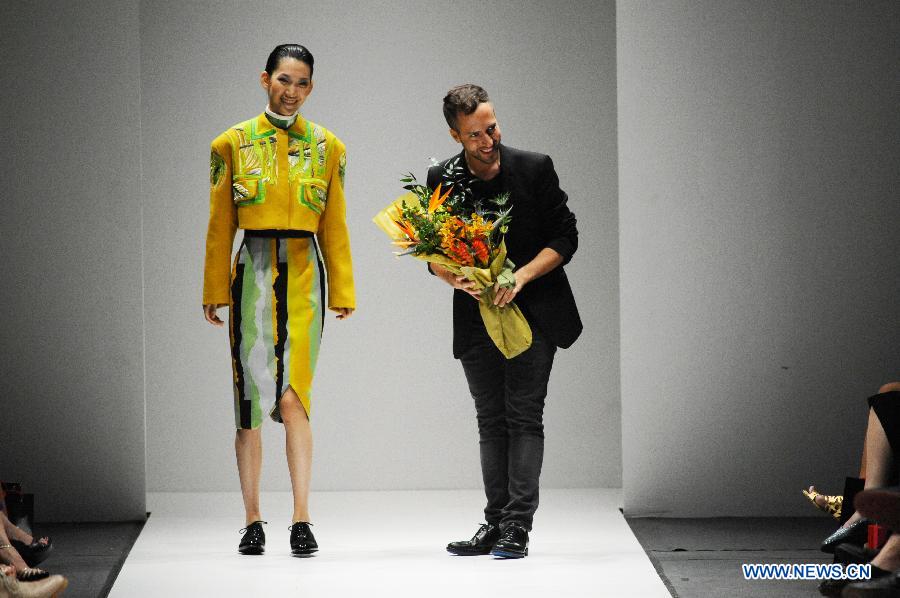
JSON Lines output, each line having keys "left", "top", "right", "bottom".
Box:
{"left": 446, "top": 523, "right": 501, "bottom": 556}
{"left": 821, "top": 518, "right": 870, "bottom": 554}
{"left": 238, "top": 521, "right": 266, "bottom": 555}
{"left": 289, "top": 522, "right": 318, "bottom": 556}
{"left": 10, "top": 537, "right": 53, "bottom": 567}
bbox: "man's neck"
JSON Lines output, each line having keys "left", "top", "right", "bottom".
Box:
{"left": 465, "top": 150, "right": 501, "bottom": 181}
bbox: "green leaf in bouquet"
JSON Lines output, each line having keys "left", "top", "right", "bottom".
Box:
{"left": 496, "top": 267, "right": 516, "bottom": 289}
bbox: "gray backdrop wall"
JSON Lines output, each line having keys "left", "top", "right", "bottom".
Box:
{"left": 618, "top": 1, "right": 900, "bottom": 516}
{"left": 0, "top": 1, "right": 147, "bottom": 521}
{"left": 141, "top": 0, "right": 620, "bottom": 493}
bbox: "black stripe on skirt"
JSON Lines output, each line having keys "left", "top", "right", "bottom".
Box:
{"left": 231, "top": 261, "right": 251, "bottom": 430}
{"left": 313, "top": 240, "right": 326, "bottom": 337}
{"left": 273, "top": 239, "right": 289, "bottom": 400}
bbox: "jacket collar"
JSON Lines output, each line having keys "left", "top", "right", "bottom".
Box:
{"left": 253, "top": 112, "right": 309, "bottom": 140}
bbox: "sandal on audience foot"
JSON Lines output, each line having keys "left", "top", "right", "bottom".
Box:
{"left": 1, "top": 570, "right": 69, "bottom": 598}
{"left": 11, "top": 537, "right": 53, "bottom": 567}
{"left": 803, "top": 486, "right": 843, "bottom": 519}
{"left": 16, "top": 567, "right": 50, "bottom": 582}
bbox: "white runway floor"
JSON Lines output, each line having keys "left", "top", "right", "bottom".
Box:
{"left": 109, "top": 489, "right": 669, "bottom": 597}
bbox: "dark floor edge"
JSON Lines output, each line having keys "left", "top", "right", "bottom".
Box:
{"left": 620, "top": 509, "right": 677, "bottom": 597}
{"left": 644, "top": 549, "right": 679, "bottom": 597}
{"left": 98, "top": 513, "right": 150, "bottom": 598}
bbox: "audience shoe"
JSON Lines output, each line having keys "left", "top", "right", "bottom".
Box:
{"left": 835, "top": 543, "right": 880, "bottom": 566}
{"left": 822, "top": 519, "right": 870, "bottom": 554}
{"left": 491, "top": 523, "right": 529, "bottom": 559}
{"left": 289, "top": 522, "right": 318, "bottom": 556}
{"left": 0, "top": 571, "right": 69, "bottom": 598}
{"left": 446, "top": 523, "right": 501, "bottom": 556}
{"left": 804, "top": 487, "right": 844, "bottom": 520}
{"left": 15, "top": 569, "right": 49, "bottom": 582}
{"left": 853, "top": 489, "right": 900, "bottom": 532}
{"left": 841, "top": 570, "right": 900, "bottom": 597}
{"left": 238, "top": 521, "right": 266, "bottom": 555}
{"left": 10, "top": 539, "right": 53, "bottom": 568}
{"left": 818, "top": 566, "right": 891, "bottom": 597}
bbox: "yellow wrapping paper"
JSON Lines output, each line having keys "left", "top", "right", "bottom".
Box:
{"left": 374, "top": 194, "right": 532, "bottom": 359}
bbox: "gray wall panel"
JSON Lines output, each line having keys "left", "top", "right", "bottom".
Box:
{"left": 0, "top": 1, "right": 146, "bottom": 521}
{"left": 618, "top": 1, "right": 900, "bottom": 516}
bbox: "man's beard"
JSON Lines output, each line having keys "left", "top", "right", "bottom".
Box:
{"left": 469, "top": 142, "right": 499, "bottom": 165}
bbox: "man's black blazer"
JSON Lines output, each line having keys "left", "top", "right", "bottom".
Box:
{"left": 426, "top": 144, "right": 582, "bottom": 358}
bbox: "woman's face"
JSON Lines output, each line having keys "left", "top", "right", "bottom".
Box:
{"left": 260, "top": 57, "right": 313, "bottom": 116}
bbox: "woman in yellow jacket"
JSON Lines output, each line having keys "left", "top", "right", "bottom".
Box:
{"left": 202, "top": 44, "right": 354, "bottom": 557}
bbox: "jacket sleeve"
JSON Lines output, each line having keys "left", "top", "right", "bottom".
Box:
{"left": 203, "top": 133, "right": 238, "bottom": 305}
{"left": 317, "top": 137, "right": 356, "bottom": 310}
{"left": 537, "top": 155, "right": 578, "bottom": 264}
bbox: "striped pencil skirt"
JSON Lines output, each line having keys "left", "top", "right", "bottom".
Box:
{"left": 229, "top": 230, "right": 324, "bottom": 429}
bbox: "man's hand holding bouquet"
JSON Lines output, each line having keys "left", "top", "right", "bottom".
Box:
{"left": 374, "top": 172, "right": 532, "bottom": 358}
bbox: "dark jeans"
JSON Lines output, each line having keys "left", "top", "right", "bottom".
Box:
{"left": 459, "top": 319, "right": 556, "bottom": 531}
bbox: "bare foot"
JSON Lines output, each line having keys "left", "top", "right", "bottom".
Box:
{"left": 0, "top": 545, "right": 28, "bottom": 570}
{"left": 843, "top": 510, "right": 864, "bottom": 528}
{"left": 870, "top": 535, "right": 900, "bottom": 571}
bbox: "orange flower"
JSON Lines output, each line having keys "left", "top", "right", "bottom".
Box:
{"left": 428, "top": 183, "right": 452, "bottom": 214}
{"left": 394, "top": 218, "right": 418, "bottom": 242}
{"left": 471, "top": 237, "right": 489, "bottom": 266}
{"left": 447, "top": 239, "right": 473, "bottom": 266}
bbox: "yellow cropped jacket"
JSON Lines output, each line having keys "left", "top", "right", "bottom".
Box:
{"left": 203, "top": 113, "right": 355, "bottom": 310}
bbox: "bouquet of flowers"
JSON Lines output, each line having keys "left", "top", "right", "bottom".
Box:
{"left": 374, "top": 172, "right": 532, "bottom": 359}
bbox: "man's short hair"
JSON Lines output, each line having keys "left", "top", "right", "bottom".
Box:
{"left": 443, "top": 84, "right": 490, "bottom": 131}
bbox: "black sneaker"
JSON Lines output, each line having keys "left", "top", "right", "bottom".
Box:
{"left": 446, "top": 523, "right": 501, "bottom": 556}
{"left": 289, "top": 522, "right": 318, "bottom": 556}
{"left": 491, "top": 523, "right": 529, "bottom": 559}
{"left": 238, "top": 521, "right": 266, "bottom": 555}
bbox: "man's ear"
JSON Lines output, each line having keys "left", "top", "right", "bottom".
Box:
{"left": 449, "top": 128, "right": 461, "bottom": 144}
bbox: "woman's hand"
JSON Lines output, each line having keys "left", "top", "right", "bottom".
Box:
{"left": 203, "top": 304, "right": 227, "bottom": 327}
{"left": 334, "top": 308, "right": 354, "bottom": 320}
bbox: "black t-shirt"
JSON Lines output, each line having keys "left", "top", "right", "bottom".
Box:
{"left": 459, "top": 168, "right": 507, "bottom": 324}
{"left": 465, "top": 168, "right": 505, "bottom": 210}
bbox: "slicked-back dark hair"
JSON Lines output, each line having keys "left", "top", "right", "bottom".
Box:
{"left": 265, "top": 44, "right": 314, "bottom": 77}
{"left": 443, "top": 84, "right": 490, "bottom": 130}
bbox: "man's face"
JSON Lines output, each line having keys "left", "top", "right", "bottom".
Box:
{"left": 260, "top": 58, "right": 313, "bottom": 117}
{"left": 450, "top": 102, "right": 501, "bottom": 166}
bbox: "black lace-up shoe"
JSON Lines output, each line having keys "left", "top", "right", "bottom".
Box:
{"left": 289, "top": 522, "right": 318, "bottom": 556}
{"left": 446, "top": 523, "right": 501, "bottom": 556}
{"left": 491, "top": 523, "right": 529, "bottom": 558}
{"left": 238, "top": 521, "right": 266, "bottom": 555}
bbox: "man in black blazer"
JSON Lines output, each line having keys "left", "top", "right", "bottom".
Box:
{"left": 427, "top": 84, "right": 581, "bottom": 559}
